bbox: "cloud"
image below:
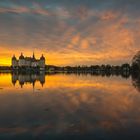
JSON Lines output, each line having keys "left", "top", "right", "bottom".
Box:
{"left": 100, "top": 11, "right": 119, "bottom": 20}
{"left": 80, "top": 39, "right": 89, "bottom": 49}
{"left": 0, "top": 0, "right": 140, "bottom": 65}
{"left": 0, "top": 5, "right": 50, "bottom": 16}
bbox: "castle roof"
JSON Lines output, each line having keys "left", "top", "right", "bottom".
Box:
{"left": 19, "top": 53, "right": 24, "bottom": 59}
{"left": 25, "top": 57, "right": 32, "bottom": 61}
{"left": 12, "top": 55, "right": 17, "bottom": 60}
{"left": 40, "top": 54, "right": 45, "bottom": 60}
{"left": 14, "top": 53, "right": 45, "bottom": 61}
{"left": 32, "top": 52, "right": 35, "bottom": 60}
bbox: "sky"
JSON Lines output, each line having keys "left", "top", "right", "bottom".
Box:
{"left": 0, "top": 0, "right": 140, "bottom": 66}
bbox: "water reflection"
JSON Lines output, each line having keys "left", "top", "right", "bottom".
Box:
{"left": 132, "top": 72, "right": 140, "bottom": 92}
{"left": 0, "top": 73, "right": 140, "bottom": 139}
{"left": 12, "top": 72, "right": 45, "bottom": 88}
{"left": 10, "top": 72, "right": 140, "bottom": 93}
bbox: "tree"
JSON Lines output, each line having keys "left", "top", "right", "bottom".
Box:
{"left": 121, "top": 63, "right": 130, "bottom": 71}
{"left": 132, "top": 51, "right": 140, "bottom": 72}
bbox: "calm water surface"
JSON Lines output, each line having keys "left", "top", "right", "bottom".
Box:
{"left": 0, "top": 73, "right": 140, "bottom": 140}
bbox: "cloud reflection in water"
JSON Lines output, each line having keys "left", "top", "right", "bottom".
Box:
{"left": 0, "top": 73, "right": 139, "bottom": 139}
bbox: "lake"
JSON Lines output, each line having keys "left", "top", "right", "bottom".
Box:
{"left": 0, "top": 73, "right": 140, "bottom": 140}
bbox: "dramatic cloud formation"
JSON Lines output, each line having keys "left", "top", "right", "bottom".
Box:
{"left": 0, "top": 0, "right": 140, "bottom": 66}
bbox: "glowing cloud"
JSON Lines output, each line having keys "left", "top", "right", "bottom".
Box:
{"left": 0, "top": 0, "right": 139, "bottom": 66}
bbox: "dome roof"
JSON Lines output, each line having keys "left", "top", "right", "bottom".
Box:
{"left": 19, "top": 53, "right": 24, "bottom": 59}
{"left": 12, "top": 55, "right": 17, "bottom": 60}
{"left": 40, "top": 54, "right": 45, "bottom": 60}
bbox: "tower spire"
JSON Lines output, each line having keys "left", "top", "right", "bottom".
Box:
{"left": 33, "top": 52, "right": 35, "bottom": 59}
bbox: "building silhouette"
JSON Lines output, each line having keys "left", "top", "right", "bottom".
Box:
{"left": 12, "top": 53, "right": 45, "bottom": 70}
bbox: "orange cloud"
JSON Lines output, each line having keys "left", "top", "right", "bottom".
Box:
{"left": 74, "top": 6, "right": 89, "bottom": 20}
{"left": 80, "top": 39, "right": 89, "bottom": 49}
{"left": 0, "top": 7, "right": 29, "bottom": 14}
{"left": 101, "top": 11, "right": 118, "bottom": 20}
{"left": 70, "top": 34, "right": 80, "bottom": 47}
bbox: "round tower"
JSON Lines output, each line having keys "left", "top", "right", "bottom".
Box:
{"left": 40, "top": 54, "right": 45, "bottom": 69}
{"left": 19, "top": 53, "right": 25, "bottom": 67}
{"left": 12, "top": 55, "right": 18, "bottom": 68}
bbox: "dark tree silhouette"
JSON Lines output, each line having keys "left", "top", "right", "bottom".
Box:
{"left": 132, "top": 51, "right": 140, "bottom": 72}
{"left": 121, "top": 63, "right": 130, "bottom": 71}
{"left": 131, "top": 51, "right": 140, "bottom": 92}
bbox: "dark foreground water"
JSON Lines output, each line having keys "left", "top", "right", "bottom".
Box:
{"left": 0, "top": 73, "right": 140, "bottom": 140}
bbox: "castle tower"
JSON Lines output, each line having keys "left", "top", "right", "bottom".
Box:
{"left": 39, "top": 54, "right": 45, "bottom": 70}
{"left": 12, "top": 55, "right": 18, "bottom": 68}
{"left": 33, "top": 52, "right": 35, "bottom": 60}
{"left": 19, "top": 53, "right": 25, "bottom": 67}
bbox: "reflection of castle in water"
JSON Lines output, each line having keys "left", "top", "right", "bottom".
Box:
{"left": 12, "top": 73, "right": 45, "bottom": 88}
{"left": 10, "top": 71, "right": 140, "bottom": 92}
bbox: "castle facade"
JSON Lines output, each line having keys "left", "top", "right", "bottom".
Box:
{"left": 12, "top": 53, "right": 45, "bottom": 70}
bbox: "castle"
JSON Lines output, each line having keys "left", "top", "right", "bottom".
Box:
{"left": 12, "top": 53, "right": 45, "bottom": 70}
